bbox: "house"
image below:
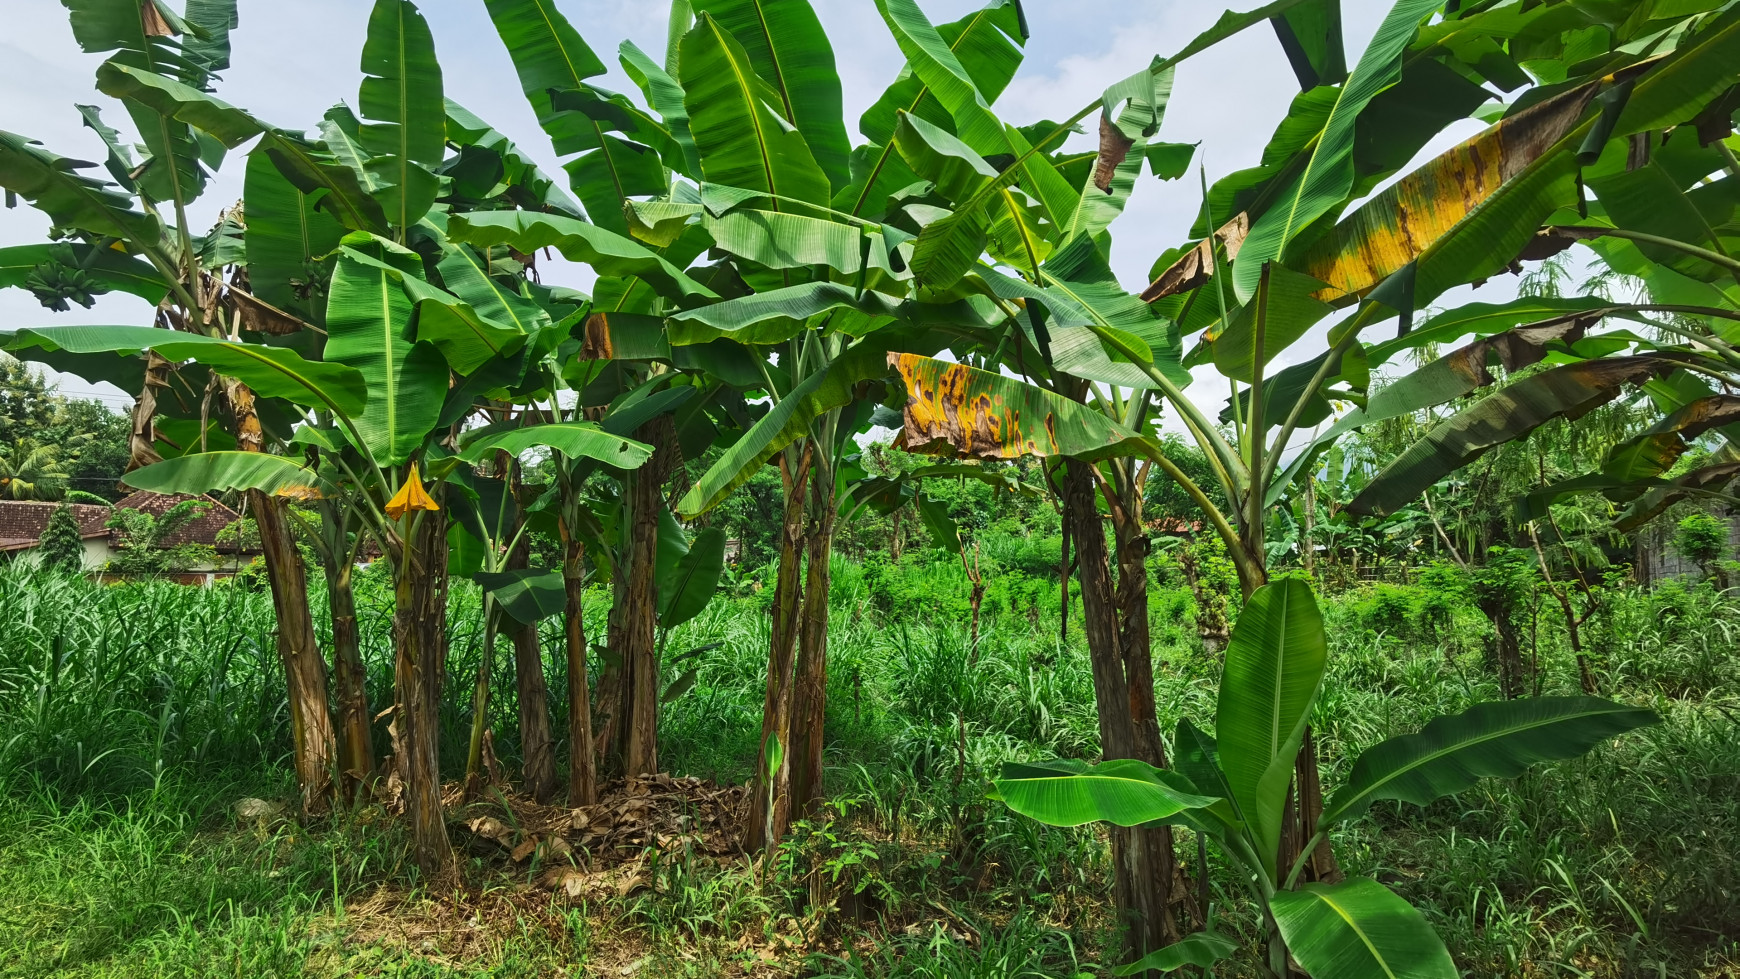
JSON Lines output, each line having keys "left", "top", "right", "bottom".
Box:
{"left": 0, "top": 492, "right": 261, "bottom": 584}
{"left": 0, "top": 500, "right": 116, "bottom": 569}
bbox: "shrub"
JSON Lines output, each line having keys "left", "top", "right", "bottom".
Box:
{"left": 1672, "top": 512, "right": 1730, "bottom": 581}
{"left": 37, "top": 500, "right": 85, "bottom": 572}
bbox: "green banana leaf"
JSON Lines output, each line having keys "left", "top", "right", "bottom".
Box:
{"left": 323, "top": 237, "right": 448, "bottom": 465}
{"left": 677, "top": 342, "right": 889, "bottom": 517}
{"left": 458, "top": 422, "right": 655, "bottom": 470}
{"left": 122, "top": 451, "right": 334, "bottom": 499}
{"left": 1270, "top": 877, "right": 1457, "bottom": 979}
{"left": 846, "top": 0, "right": 1027, "bottom": 220}
{"left": 1111, "top": 931, "right": 1240, "bottom": 976}
{"left": 692, "top": 0, "right": 851, "bottom": 190}
{"left": 668, "top": 283, "right": 904, "bottom": 346}
{"left": 658, "top": 525, "right": 727, "bottom": 628}
{"left": 1209, "top": 263, "right": 1334, "bottom": 383}
{"left": 62, "top": 0, "right": 217, "bottom": 206}
{"left": 96, "top": 63, "right": 389, "bottom": 234}
{"left": 874, "top": 0, "right": 1077, "bottom": 231}
{"left": 1215, "top": 578, "right": 1326, "bottom": 879}
{"left": 447, "top": 212, "right": 718, "bottom": 303}
{"left": 620, "top": 40, "right": 702, "bottom": 176}
{"left": 6, "top": 324, "right": 366, "bottom": 417}
{"left": 476, "top": 568, "right": 566, "bottom": 625}
{"left": 680, "top": 13, "right": 833, "bottom": 210}
{"left": 356, "top": 0, "right": 445, "bottom": 229}
{"left": 243, "top": 148, "right": 346, "bottom": 323}
{"left": 1270, "top": 0, "right": 1344, "bottom": 89}
{"left": 992, "top": 758, "right": 1220, "bottom": 828}
{"left": 0, "top": 129, "right": 161, "bottom": 245}
{"left": 1323, "top": 697, "right": 1660, "bottom": 826}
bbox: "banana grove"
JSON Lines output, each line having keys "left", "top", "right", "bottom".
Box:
{"left": 3, "top": 0, "right": 1734, "bottom": 973}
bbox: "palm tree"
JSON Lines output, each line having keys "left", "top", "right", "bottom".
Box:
{"left": 0, "top": 440, "right": 69, "bottom": 500}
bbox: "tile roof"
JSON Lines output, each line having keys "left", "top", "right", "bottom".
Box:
{"left": 111, "top": 492, "right": 251, "bottom": 552}
{"left": 0, "top": 501, "right": 114, "bottom": 553}
{"left": 0, "top": 493, "right": 254, "bottom": 554}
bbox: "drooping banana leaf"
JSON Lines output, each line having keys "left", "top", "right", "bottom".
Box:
{"left": 1270, "top": 878, "right": 1457, "bottom": 979}
{"left": 992, "top": 758, "right": 1220, "bottom": 828}
{"left": 1347, "top": 357, "right": 1671, "bottom": 516}
{"left": 6, "top": 324, "right": 366, "bottom": 416}
{"left": 1602, "top": 395, "right": 1740, "bottom": 482}
{"left": 121, "top": 450, "right": 335, "bottom": 500}
{"left": 1323, "top": 697, "right": 1659, "bottom": 826}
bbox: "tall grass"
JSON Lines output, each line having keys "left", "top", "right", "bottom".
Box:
{"left": 0, "top": 552, "right": 1735, "bottom": 976}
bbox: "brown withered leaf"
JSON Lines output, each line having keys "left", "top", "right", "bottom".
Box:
{"left": 229, "top": 288, "right": 310, "bottom": 336}
{"left": 140, "top": 0, "right": 175, "bottom": 37}
{"left": 1140, "top": 213, "right": 1250, "bottom": 303}
{"left": 467, "top": 816, "right": 514, "bottom": 846}
{"left": 1440, "top": 312, "right": 1600, "bottom": 388}
{"left": 1092, "top": 113, "right": 1135, "bottom": 194}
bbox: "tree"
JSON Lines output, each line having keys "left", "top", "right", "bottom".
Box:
{"left": 103, "top": 498, "right": 215, "bottom": 575}
{"left": 0, "top": 356, "right": 58, "bottom": 442}
{"left": 1672, "top": 512, "right": 1730, "bottom": 585}
{"left": 38, "top": 500, "right": 87, "bottom": 572}
{"left": 0, "top": 439, "right": 70, "bottom": 500}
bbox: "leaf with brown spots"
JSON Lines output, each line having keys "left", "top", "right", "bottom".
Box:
{"left": 888, "top": 353, "right": 1150, "bottom": 462}
{"left": 1291, "top": 79, "right": 1601, "bottom": 307}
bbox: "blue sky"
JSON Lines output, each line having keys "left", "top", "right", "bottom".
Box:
{"left": 1, "top": 0, "right": 1507, "bottom": 423}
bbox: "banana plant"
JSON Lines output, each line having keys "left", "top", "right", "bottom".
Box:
{"left": 995, "top": 578, "right": 1659, "bottom": 977}
{"left": 886, "top": 0, "right": 1740, "bottom": 918}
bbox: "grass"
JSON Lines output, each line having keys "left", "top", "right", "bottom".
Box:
{"left": 0, "top": 551, "right": 1736, "bottom": 977}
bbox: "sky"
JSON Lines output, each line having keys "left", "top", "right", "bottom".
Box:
{"left": 0, "top": 0, "right": 1516, "bottom": 433}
